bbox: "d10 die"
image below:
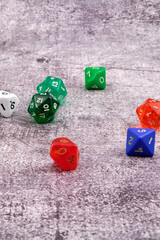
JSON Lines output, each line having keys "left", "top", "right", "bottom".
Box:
{"left": 37, "top": 76, "right": 67, "bottom": 102}
{"left": 136, "top": 98, "right": 160, "bottom": 130}
{"left": 0, "top": 90, "right": 19, "bottom": 117}
{"left": 126, "top": 128, "right": 155, "bottom": 157}
{"left": 28, "top": 92, "right": 59, "bottom": 124}
{"left": 50, "top": 137, "right": 80, "bottom": 171}
{"left": 85, "top": 67, "right": 106, "bottom": 90}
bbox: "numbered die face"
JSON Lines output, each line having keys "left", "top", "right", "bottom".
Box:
{"left": 126, "top": 128, "right": 155, "bottom": 157}
{"left": 0, "top": 91, "right": 19, "bottom": 117}
{"left": 136, "top": 98, "right": 160, "bottom": 130}
{"left": 37, "top": 76, "right": 67, "bottom": 102}
{"left": 50, "top": 137, "right": 80, "bottom": 171}
{"left": 85, "top": 67, "right": 106, "bottom": 90}
{"left": 28, "top": 92, "right": 59, "bottom": 124}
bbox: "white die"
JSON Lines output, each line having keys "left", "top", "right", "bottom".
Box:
{"left": 0, "top": 91, "right": 19, "bottom": 117}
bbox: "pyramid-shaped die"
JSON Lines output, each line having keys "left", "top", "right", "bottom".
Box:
{"left": 136, "top": 98, "right": 160, "bottom": 130}
{"left": 126, "top": 128, "right": 155, "bottom": 157}
{"left": 0, "top": 90, "right": 19, "bottom": 117}
{"left": 37, "top": 76, "right": 67, "bottom": 102}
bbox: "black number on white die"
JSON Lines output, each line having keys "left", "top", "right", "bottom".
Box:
{"left": 2, "top": 92, "right": 9, "bottom": 95}
{"left": 10, "top": 101, "right": 15, "bottom": 109}
{"left": 1, "top": 103, "right": 5, "bottom": 111}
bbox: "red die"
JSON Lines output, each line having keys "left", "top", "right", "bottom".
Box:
{"left": 50, "top": 137, "right": 80, "bottom": 171}
{"left": 136, "top": 98, "right": 160, "bottom": 130}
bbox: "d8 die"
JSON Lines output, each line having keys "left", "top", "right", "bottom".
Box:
{"left": 85, "top": 67, "right": 106, "bottom": 90}
{"left": 37, "top": 76, "right": 67, "bottom": 102}
{"left": 126, "top": 128, "right": 155, "bottom": 157}
{"left": 50, "top": 137, "right": 80, "bottom": 171}
{"left": 0, "top": 90, "right": 19, "bottom": 117}
{"left": 136, "top": 98, "right": 160, "bottom": 130}
{"left": 28, "top": 92, "right": 59, "bottom": 124}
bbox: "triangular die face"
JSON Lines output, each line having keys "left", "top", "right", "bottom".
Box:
{"left": 47, "top": 77, "right": 61, "bottom": 92}
{"left": 141, "top": 130, "right": 155, "bottom": 156}
{"left": 37, "top": 78, "right": 53, "bottom": 94}
{"left": 151, "top": 108, "right": 160, "bottom": 119}
{"left": 136, "top": 99, "right": 151, "bottom": 114}
{"left": 52, "top": 99, "right": 60, "bottom": 111}
{"left": 140, "top": 99, "right": 150, "bottom": 107}
{"left": 135, "top": 128, "right": 152, "bottom": 138}
{"left": 136, "top": 105, "right": 146, "bottom": 121}
{"left": 126, "top": 128, "right": 139, "bottom": 155}
{"left": 28, "top": 98, "right": 41, "bottom": 116}
{"left": 59, "top": 80, "right": 67, "bottom": 93}
{"left": 28, "top": 99, "right": 35, "bottom": 114}
{"left": 33, "top": 94, "right": 48, "bottom": 108}
{"left": 38, "top": 97, "right": 52, "bottom": 111}
{"left": 142, "top": 108, "right": 159, "bottom": 129}
{"left": 143, "top": 104, "right": 159, "bottom": 118}
{"left": 34, "top": 114, "right": 54, "bottom": 124}
{"left": 148, "top": 102, "right": 160, "bottom": 116}
{"left": 146, "top": 99, "right": 158, "bottom": 104}
{"left": 127, "top": 138, "right": 153, "bottom": 157}
{"left": 143, "top": 100, "right": 160, "bottom": 117}
{"left": 37, "top": 79, "right": 47, "bottom": 93}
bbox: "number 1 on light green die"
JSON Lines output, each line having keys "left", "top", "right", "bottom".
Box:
{"left": 85, "top": 67, "right": 106, "bottom": 90}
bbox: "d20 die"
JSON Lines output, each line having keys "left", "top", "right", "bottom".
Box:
{"left": 37, "top": 76, "right": 67, "bottom": 102}
{"left": 126, "top": 128, "right": 155, "bottom": 157}
{"left": 85, "top": 67, "right": 106, "bottom": 90}
{"left": 50, "top": 137, "right": 80, "bottom": 171}
{"left": 28, "top": 92, "right": 59, "bottom": 124}
{"left": 136, "top": 98, "right": 160, "bottom": 130}
{"left": 0, "top": 90, "right": 19, "bottom": 117}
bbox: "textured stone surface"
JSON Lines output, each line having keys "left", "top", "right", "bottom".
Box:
{"left": 0, "top": 0, "right": 160, "bottom": 239}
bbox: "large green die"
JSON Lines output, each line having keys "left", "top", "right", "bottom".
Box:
{"left": 85, "top": 67, "right": 106, "bottom": 90}
{"left": 37, "top": 76, "right": 67, "bottom": 102}
{"left": 28, "top": 92, "right": 59, "bottom": 124}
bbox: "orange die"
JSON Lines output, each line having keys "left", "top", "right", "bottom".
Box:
{"left": 136, "top": 98, "right": 160, "bottom": 130}
{"left": 50, "top": 137, "right": 80, "bottom": 171}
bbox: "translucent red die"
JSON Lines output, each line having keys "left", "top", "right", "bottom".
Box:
{"left": 50, "top": 137, "right": 80, "bottom": 171}
{"left": 136, "top": 98, "right": 160, "bottom": 130}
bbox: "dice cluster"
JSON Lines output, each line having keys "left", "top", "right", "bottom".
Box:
{"left": 1, "top": 67, "right": 159, "bottom": 170}
{"left": 28, "top": 76, "right": 67, "bottom": 124}
{"left": 126, "top": 98, "right": 160, "bottom": 157}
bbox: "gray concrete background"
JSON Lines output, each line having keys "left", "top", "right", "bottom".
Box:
{"left": 0, "top": 0, "right": 160, "bottom": 239}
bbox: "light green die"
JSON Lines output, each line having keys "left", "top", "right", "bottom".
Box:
{"left": 85, "top": 67, "right": 106, "bottom": 90}
{"left": 37, "top": 76, "right": 67, "bottom": 102}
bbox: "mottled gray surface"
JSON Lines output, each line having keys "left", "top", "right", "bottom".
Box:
{"left": 0, "top": 0, "right": 160, "bottom": 239}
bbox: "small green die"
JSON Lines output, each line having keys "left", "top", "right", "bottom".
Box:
{"left": 85, "top": 67, "right": 106, "bottom": 90}
{"left": 37, "top": 76, "right": 67, "bottom": 102}
{"left": 28, "top": 92, "right": 59, "bottom": 124}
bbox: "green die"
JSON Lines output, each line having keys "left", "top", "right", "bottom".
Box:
{"left": 37, "top": 76, "right": 67, "bottom": 102}
{"left": 85, "top": 67, "right": 106, "bottom": 90}
{"left": 28, "top": 92, "right": 60, "bottom": 124}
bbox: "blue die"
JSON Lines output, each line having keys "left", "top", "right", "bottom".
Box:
{"left": 126, "top": 128, "right": 155, "bottom": 157}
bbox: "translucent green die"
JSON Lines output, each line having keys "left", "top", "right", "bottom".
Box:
{"left": 85, "top": 67, "right": 106, "bottom": 90}
{"left": 28, "top": 92, "right": 60, "bottom": 124}
{"left": 37, "top": 76, "right": 67, "bottom": 102}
